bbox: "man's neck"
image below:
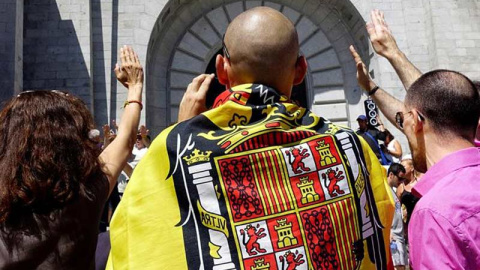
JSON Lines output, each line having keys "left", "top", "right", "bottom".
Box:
{"left": 229, "top": 80, "right": 291, "bottom": 98}
{"left": 387, "top": 181, "right": 395, "bottom": 189}
{"left": 425, "top": 135, "right": 474, "bottom": 169}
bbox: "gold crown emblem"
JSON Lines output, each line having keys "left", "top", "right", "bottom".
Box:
{"left": 297, "top": 176, "right": 313, "bottom": 187}
{"left": 316, "top": 140, "right": 328, "bottom": 149}
{"left": 274, "top": 218, "right": 293, "bottom": 231}
{"left": 183, "top": 149, "right": 212, "bottom": 165}
{"left": 276, "top": 218, "right": 287, "bottom": 226}
{"left": 254, "top": 258, "right": 266, "bottom": 266}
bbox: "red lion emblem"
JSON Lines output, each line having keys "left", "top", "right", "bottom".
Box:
{"left": 240, "top": 224, "right": 267, "bottom": 256}
{"left": 279, "top": 250, "right": 305, "bottom": 270}
{"left": 322, "top": 168, "right": 345, "bottom": 197}
{"left": 285, "top": 147, "right": 311, "bottom": 174}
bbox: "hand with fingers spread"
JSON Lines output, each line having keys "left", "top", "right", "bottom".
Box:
{"left": 178, "top": 74, "right": 215, "bottom": 122}
{"left": 115, "top": 46, "right": 144, "bottom": 89}
{"left": 100, "top": 46, "right": 143, "bottom": 195}
{"left": 138, "top": 125, "right": 151, "bottom": 147}
{"left": 139, "top": 125, "right": 149, "bottom": 137}
{"left": 366, "top": 10, "right": 422, "bottom": 90}
{"left": 349, "top": 45, "right": 377, "bottom": 92}
{"left": 367, "top": 9, "right": 401, "bottom": 60}
{"left": 103, "top": 124, "right": 111, "bottom": 137}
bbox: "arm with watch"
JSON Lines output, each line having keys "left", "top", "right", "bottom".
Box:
{"left": 350, "top": 45, "right": 405, "bottom": 129}
{"left": 349, "top": 10, "right": 423, "bottom": 131}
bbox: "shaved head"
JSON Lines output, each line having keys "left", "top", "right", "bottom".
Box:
{"left": 222, "top": 7, "right": 301, "bottom": 94}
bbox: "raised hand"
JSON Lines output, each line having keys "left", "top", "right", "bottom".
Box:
{"left": 349, "top": 45, "right": 376, "bottom": 92}
{"left": 103, "top": 124, "right": 111, "bottom": 136}
{"left": 367, "top": 10, "right": 400, "bottom": 60}
{"left": 367, "top": 10, "right": 422, "bottom": 90}
{"left": 139, "top": 125, "right": 149, "bottom": 137}
{"left": 115, "top": 46, "right": 144, "bottom": 88}
{"left": 112, "top": 119, "right": 118, "bottom": 132}
{"left": 178, "top": 74, "right": 215, "bottom": 122}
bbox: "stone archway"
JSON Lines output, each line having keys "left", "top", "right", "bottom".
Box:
{"left": 146, "top": 0, "right": 370, "bottom": 135}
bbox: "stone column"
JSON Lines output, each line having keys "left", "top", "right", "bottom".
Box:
{"left": 0, "top": 0, "right": 23, "bottom": 105}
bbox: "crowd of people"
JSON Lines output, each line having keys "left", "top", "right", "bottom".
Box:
{"left": 0, "top": 7, "right": 478, "bottom": 270}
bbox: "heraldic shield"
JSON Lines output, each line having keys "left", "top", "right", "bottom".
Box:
{"left": 122, "top": 84, "right": 393, "bottom": 270}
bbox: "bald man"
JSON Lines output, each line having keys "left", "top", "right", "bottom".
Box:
{"left": 108, "top": 7, "right": 394, "bottom": 270}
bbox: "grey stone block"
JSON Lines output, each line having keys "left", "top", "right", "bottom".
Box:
{"left": 225, "top": 2, "right": 244, "bottom": 21}
{"left": 297, "top": 16, "right": 318, "bottom": 44}
{"left": 171, "top": 50, "right": 205, "bottom": 73}
{"left": 282, "top": 6, "right": 301, "bottom": 24}
{"left": 177, "top": 32, "right": 211, "bottom": 58}
{"left": 245, "top": 1, "right": 262, "bottom": 10}
{"left": 190, "top": 17, "right": 219, "bottom": 47}
{"left": 307, "top": 47, "right": 340, "bottom": 70}
{"left": 206, "top": 6, "right": 229, "bottom": 35}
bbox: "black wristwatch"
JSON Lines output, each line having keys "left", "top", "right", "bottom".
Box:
{"left": 368, "top": 85, "right": 380, "bottom": 96}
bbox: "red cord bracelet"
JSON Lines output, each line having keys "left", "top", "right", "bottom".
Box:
{"left": 123, "top": 100, "right": 143, "bottom": 110}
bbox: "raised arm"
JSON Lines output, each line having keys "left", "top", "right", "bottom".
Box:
{"left": 102, "top": 124, "right": 111, "bottom": 149}
{"left": 139, "top": 125, "right": 151, "bottom": 148}
{"left": 368, "top": 10, "right": 422, "bottom": 90}
{"left": 349, "top": 45, "right": 405, "bottom": 130}
{"left": 99, "top": 46, "right": 143, "bottom": 194}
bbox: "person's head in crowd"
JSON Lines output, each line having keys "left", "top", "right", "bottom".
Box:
{"left": 401, "top": 157, "right": 414, "bottom": 183}
{"left": 384, "top": 129, "right": 394, "bottom": 144}
{"left": 356, "top": 115, "right": 368, "bottom": 132}
{"left": 398, "top": 70, "right": 480, "bottom": 173}
{"left": 216, "top": 7, "right": 307, "bottom": 98}
{"left": 0, "top": 90, "right": 104, "bottom": 227}
{"left": 88, "top": 129, "right": 101, "bottom": 143}
{"left": 135, "top": 134, "right": 147, "bottom": 150}
{"left": 387, "top": 163, "right": 407, "bottom": 188}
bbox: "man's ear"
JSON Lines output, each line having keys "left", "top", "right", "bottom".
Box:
{"left": 411, "top": 109, "right": 424, "bottom": 133}
{"left": 216, "top": 54, "right": 229, "bottom": 86}
{"left": 293, "top": 56, "right": 308, "bottom": 85}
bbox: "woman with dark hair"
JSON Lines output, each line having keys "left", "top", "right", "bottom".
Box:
{"left": 382, "top": 129, "right": 403, "bottom": 163}
{"left": 0, "top": 46, "right": 143, "bottom": 269}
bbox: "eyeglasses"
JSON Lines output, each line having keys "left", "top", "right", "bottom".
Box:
{"left": 222, "top": 34, "right": 230, "bottom": 59}
{"left": 395, "top": 110, "right": 425, "bottom": 129}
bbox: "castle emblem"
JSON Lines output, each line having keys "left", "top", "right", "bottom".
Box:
{"left": 296, "top": 177, "right": 320, "bottom": 204}
{"left": 316, "top": 140, "right": 337, "bottom": 167}
{"left": 274, "top": 219, "right": 298, "bottom": 248}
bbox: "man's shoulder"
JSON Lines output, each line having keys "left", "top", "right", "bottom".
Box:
{"left": 415, "top": 166, "right": 480, "bottom": 227}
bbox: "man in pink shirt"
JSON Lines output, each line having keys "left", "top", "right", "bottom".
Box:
{"left": 350, "top": 9, "right": 480, "bottom": 269}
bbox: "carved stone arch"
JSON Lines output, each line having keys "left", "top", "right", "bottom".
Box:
{"left": 146, "top": 0, "right": 370, "bottom": 135}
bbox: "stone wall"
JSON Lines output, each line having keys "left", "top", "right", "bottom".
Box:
{"left": 350, "top": 0, "right": 480, "bottom": 151}
{"left": 0, "top": 0, "right": 478, "bottom": 148}
{"left": 23, "top": 0, "right": 92, "bottom": 108}
{"left": 0, "top": 0, "right": 23, "bottom": 104}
